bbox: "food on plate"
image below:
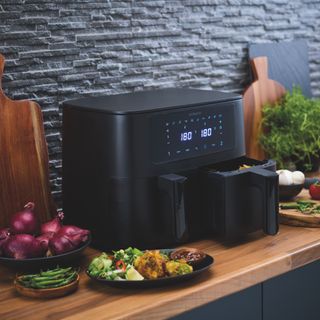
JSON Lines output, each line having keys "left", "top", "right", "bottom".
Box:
{"left": 309, "top": 182, "right": 320, "bottom": 200}
{"left": 280, "top": 200, "right": 320, "bottom": 215}
{"left": 88, "top": 248, "right": 143, "bottom": 280}
{"left": 126, "top": 266, "right": 144, "bottom": 280}
{"left": 277, "top": 170, "right": 305, "bottom": 186}
{"left": 16, "top": 267, "right": 78, "bottom": 289}
{"left": 165, "top": 260, "right": 193, "bottom": 276}
{"left": 170, "top": 248, "right": 206, "bottom": 266}
{"left": 88, "top": 247, "right": 198, "bottom": 281}
{"left": 239, "top": 164, "right": 251, "bottom": 170}
{"left": 0, "top": 202, "right": 90, "bottom": 259}
{"left": 134, "top": 250, "right": 167, "bottom": 279}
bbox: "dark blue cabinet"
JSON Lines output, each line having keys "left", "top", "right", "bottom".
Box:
{"left": 172, "top": 260, "right": 320, "bottom": 320}
{"left": 171, "top": 284, "right": 262, "bottom": 320}
{"left": 263, "top": 259, "right": 320, "bottom": 320}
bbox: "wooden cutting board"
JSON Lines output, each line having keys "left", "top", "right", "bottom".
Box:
{"left": 279, "top": 189, "right": 320, "bottom": 227}
{"left": 243, "top": 56, "right": 286, "bottom": 160}
{"left": 0, "top": 54, "right": 55, "bottom": 227}
{"left": 249, "top": 40, "right": 312, "bottom": 98}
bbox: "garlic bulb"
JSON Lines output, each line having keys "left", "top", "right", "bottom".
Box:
{"left": 276, "top": 170, "right": 305, "bottom": 186}
{"left": 277, "top": 170, "right": 293, "bottom": 185}
{"left": 292, "top": 171, "right": 305, "bottom": 185}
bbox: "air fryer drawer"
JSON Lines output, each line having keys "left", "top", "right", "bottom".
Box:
{"left": 200, "top": 157, "right": 278, "bottom": 238}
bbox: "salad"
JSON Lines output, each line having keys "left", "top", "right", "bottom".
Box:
{"left": 87, "top": 247, "right": 194, "bottom": 281}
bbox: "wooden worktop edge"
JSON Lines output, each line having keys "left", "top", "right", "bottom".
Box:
{"left": 124, "top": 240, "right": 320, "bottom": 320}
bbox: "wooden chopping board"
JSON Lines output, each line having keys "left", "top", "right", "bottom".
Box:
{"left": 249, "top": 40, "right": 312, "bottom": 98}
{"left": 279, "top": 189, "right": 320, "bottom": 227}
{"left": 0, "top": 54, "right": 55, "bottom": 227}
{"left": 242, "top": 56, "right": 286, "bottom": 160}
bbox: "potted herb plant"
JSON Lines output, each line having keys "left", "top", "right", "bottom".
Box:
{"left": 259, "top": 88, "right": 320, "bottom": 172}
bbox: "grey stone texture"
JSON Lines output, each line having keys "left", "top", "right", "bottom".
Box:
{"left": 0, "top": 0, "right": 319, "bottom": 206}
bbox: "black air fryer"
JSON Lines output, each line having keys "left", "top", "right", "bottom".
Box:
{"left": 62, "top": 89, "right": 278, "bottom": 250}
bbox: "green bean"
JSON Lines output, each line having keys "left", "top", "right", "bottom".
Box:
{"left": 40, "top": 267, "right": 72, "bottom": 277}
{"left": 17, "top": 267, "right": 78, "bottom": 289}
{"left": 32, "top": 279, "right": 65, "bottom": 285}
{"left": 32, "top": 271, "right": 73, "bottom": 282}
{"left": 19, "top": 274, "right": 37, "bottom": 281}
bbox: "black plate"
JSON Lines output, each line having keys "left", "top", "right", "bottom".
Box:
{"left": 86, "top": 249, "right": 214, "bottom": 288}
{"left": 0, "top": 235, "right": 91, "bottom": 271}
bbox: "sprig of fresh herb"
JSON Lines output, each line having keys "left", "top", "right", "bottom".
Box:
{"left": 280, "top": 200, "right": 320, "bottom": 214}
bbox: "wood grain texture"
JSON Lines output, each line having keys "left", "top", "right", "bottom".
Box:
{"left": 0, "top": 53, "right": 55, "bottom": 227}
{"left": 242, "top": 56, "right": 286, "bottom": 160}
{"left": 1, "top": 225, "right": 320, "bottom": 320}
{"left": 279, "top": 189, "right": 320, "bottom": 227}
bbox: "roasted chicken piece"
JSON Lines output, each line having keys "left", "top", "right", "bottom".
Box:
{"left": 134, "top": 250, "right": 167, "bottom": 279}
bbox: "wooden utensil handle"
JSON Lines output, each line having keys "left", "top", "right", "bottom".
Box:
{"left": 251, "top": 56, "right": 268, "bottom": 80}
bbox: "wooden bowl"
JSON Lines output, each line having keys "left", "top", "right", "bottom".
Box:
{"left": 14, "top": 274, "right": 80, "bottom": 299}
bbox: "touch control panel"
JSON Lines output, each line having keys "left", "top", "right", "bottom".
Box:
{"left": 152, "top": 102, "right": 235, "bottom": 163}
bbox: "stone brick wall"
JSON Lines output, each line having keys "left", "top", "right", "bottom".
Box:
{"left": 0, "top": 0, "right": 319, "bottom": 206}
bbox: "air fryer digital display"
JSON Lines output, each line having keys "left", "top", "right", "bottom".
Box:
{"left": 152, "top": 103, "right": 235, "bottom": 163}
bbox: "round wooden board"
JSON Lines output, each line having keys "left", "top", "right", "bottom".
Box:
{"left": 279, "top": 189, "right": 320, "bottom": 227}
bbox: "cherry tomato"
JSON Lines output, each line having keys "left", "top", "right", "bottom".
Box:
{"left": 309, "top": 182, "right": 320, "bottom": 200}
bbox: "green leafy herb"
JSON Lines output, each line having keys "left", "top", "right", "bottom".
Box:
{"left": 280, "top": 200, "right": 320, "bottom": 215}
{"left": 259, "top": 87, "right": 320, "bottom": 171}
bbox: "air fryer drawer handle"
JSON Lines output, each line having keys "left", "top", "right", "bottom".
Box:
{"left": 158, "top": 174, "right": 188, "bottom": 242}
{"left": 250, "top": 168, "right": 279, "bottom": 235}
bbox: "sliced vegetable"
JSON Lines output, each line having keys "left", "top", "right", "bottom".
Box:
{"left": 116, "top": 259, "right": 126, "bottom": 271}
{"left": 126, "top": 267, "right": 144, "bottom": 280}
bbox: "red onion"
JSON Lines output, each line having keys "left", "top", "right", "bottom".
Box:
{"left": 40, "top": 212, "right": 64, "bottom": 235}
{"left": 36, "top": 232, "right": 55, "bottom": 251}
{"left": 3, "top": 234, "right": 47, "bottom": 259}
{"left": 10, "top": 202, "right": 39, "bottom": 235}
{"left": 49, "top": 226, "right": 90, "bottom": 255}
{"left": 0, "top": 228, "right": 10, "bottom": 256}
{"left": 57, "top": 225, "right": 89, "bottom": 239}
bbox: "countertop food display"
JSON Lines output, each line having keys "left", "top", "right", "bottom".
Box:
{"left": 0, "top": 202, "right": 91, "bottom": 269}
{"left": 86, "top": 247, "right": 213, "bottom": 288}
{"left": 1, "top": 224, "right": 320, "bottom": 319}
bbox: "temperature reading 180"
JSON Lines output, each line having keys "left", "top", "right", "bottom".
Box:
{"left": 180, "top": 131, "right": 192, "bottom": 141}
{"left": 201, "top": 128, "right": 212, "bottom": 138}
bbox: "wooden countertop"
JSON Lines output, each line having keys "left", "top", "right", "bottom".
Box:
{"left": 2, "top": 224, "right": 320, "bottom": 320}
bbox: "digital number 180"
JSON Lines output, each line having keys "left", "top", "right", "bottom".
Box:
{"left": 201, "top": 128, "right": 212, "bottom": 137}
{"left": 181, "top": 132, "right": 192, "bottom": 141}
